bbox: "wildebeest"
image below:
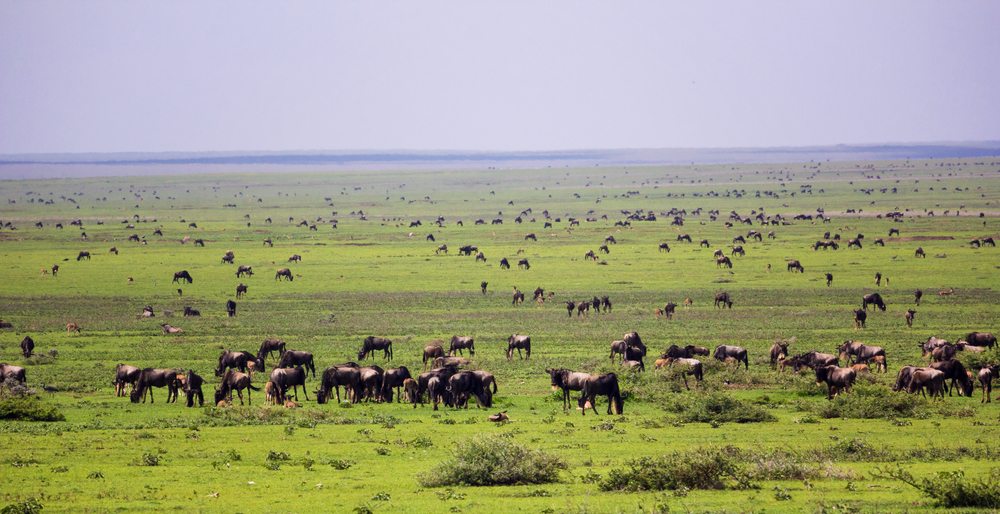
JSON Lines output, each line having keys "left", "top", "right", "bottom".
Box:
{"left": 518, "top": 258, "right": 530, "bottom": 270}
{"left": 920, "top": 336, "right": 951, "bottom": 358}
{"left": 225, "top": 299, "right": 237, "bottom": 317}
{"left": 815, "top": 365, "right": 857, "bottom": 400}
{"left": 584, "top": 250, "right": 597, "bottom": 261}
{"left": 161, "top": 324, "right": 183, "bottom": 334}
{"left": 657, "top": 302, "right": 678, "bottom": 319}
{"left": 236, "top": 265, "right": 253, "bottom": 278}
{"left": 130, "top": 368, "right": 180, "bottom": 404}
{"left": 263, "top": 237, "right": 273, "bottom": 247}
{"left": 963, "top": 332, "right": 996, "bottom": 348}
{"left": 512, "top": 288, "right": 525, "bottom": 305}
{"left": 656, "top": 357, "right": 703, "bottom": 389}
{"left": 978, "top": 365, "right": 999, "bottom": 403}
{"left": 847, "top": 238, "right": 862, "bottom": 249}
{"left": 905, "top": 309, "right": 916, "bottom": 327}
{"left": 787, "top": 260, "right": 804, "bottom": 273}
{"left": 0, "top": 319, "right": 13, "bottom": 329}
{"left": 893, "top": 366, "right": 919, "bottom": 392}
{"left": 499, "top": 257, "right": 510, "bottom": 269}
{"left": 826, "top": 273, "right": 833, "bottom": 286}
{"left": 458, "top": 245, "right": 478, "bottom": 256}
{"left": 547, "top": 368, "right": 590, "bottom": 410}
{"left": 359, "top": 336, "right": 393, "bottom": 361}
{"left": 435, "top": 244, "right": 448, "bottom": 255}
{"left": 677, "top": 234, "right": 692, "bottom": 243}
{"left": 599, "top": 244, "right": 610, "bottom": 254}
{"left": 658, "top": 242, "right": 671, "bottom": 253}
{"left": 449, "top": 336, "right": 475, "bottom": 356}
{"left": 221, "top": 250, "right": 235, "bottom": 264}
{"left": 861, "top": 293, "right": 886, "bottom": 311}
{"left": 578, "top": 373, "right": 623, "bottom": 415}
{"left": 275, "top": 268, "right": 293, "bottom": 281}
{"left": 731, "top": 245, "right": 745, "bottom": 257}
{"left": 288, "top": 254, "right": 302, "bottom": 262}
{"left": 914, "top": 247, "right": 926, "bottom": 258}
{"left": 506, "top": 334, "right": 531, "bottom": 360}
{"left": 422, "top": 343, "right": 445, "bottom": 369}
{"left": 380, "top": 366, "right": 412, "bottom": 402}
{"left": 278, "top": 350, "right": 317, "bottom": 377}
{"left": 476, "top": 251, "right": 486, "bottom": 262}
{"left": 714, "top": 292, "right": 733, "bottom": 309}
{"left": 447, "top": 371, "right": 493, "bottom": 408}
{"left": 929, "top": 359, "right": 973, "bottom": 397}
{"left": 700, "top": 239, "right": 710, "bottom": 247}
{"left": 269, "top": 366, "right": 308, "bottom": 403}
{"left": 172, "top": 270, "right": 193, "bottom": 283}
{"left": 713, "top": 345, "right": 748, "bottom": 369}
{"left": 257, "top": 338, "right": 286, "bottom": 364}
{"left": 109, "top": 246, "right": 118, "bottom": 255}
{"left": 524, "top": 233, "right": 537, "bottom": 241}
{"left": 914, "top": 289, "right": 923, "bottom": 305}
{"left": 907, "top": 368, "right": 945, "bottom": 399}
{"left": 854, "top": 309, "right": 867, "bottom": 329}
{"left": 0, "top": 363, "right": 26, "bottom": 385}
{"left": 716, "top": 256, "right": 733, "bottom": 268}
{"left": 602, "top": 296, "right": 611, "bottom": 312}
{"left": 769, "top": 341, "right": 790, "bottom": 368}
{"left": 837, "top": 341, "right": 887, "bottom": 372}
{"left": 565, "top": 301, "right": 575, "bottom": 317}
{"left": 183, "top": 306, "right": 201, "bottom": 317}
{"left": 236, "top": 283, "right": 248, "bottom": 299}
{"left": 358, "top": 365, "right": 385, "bottom": 402}
{"left": 77, "top": 251, "right": 91, "bottom": 261}
{"left": 216, "top": 350, "right": 262, "bottom": 377}
{"left": 20, "top": 336, "right": 34, "bottom": 358}
{"left": 113, "top": 364, "right": 141, "bottom": 397}
{"left": 576, "top": 301, "right": 590, "bottom": 317}
{"left": 481, "top": 281, "right": 488, "bottom": 294}
{"left": 179, "top": 370, "right": 205, "bottom": 407}
{"left": 315, "top": 364, "right": 362, "bottom": 404}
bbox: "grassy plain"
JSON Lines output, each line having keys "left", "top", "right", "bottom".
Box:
{"left": 0, "top": 158, "right": 999, "bottom": 512}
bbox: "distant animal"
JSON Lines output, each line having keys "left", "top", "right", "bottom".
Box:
{"left": 109, "top": 246, "right": 118, "bottom": 255}
{"left": 172, "top": 270, "right": 193, "bottom": 283}
{"left": 676, "top": 234, "right": 692, "bottom": 242}
{"left": 221, "top": 251, "right": 235, "bottom": 264}
{"left": 847, "top": 238, "right": 862, "bottom": 249}
{"left": 547, "top": 368, "right": 591, "bottom": 410}
{"left": 449, "top": 336, "right": 475, "bottom": 356}
{"left": 161, "top": 324, "right": 183, "bottom": 334}
{"left": 658, "top": 242, "right": 671, "bottom": 253}
{"left": 77, "top": 251, "right": 91, "bottom": 261}
{"left": 183, "top": 306, "right": 200, "bottom": 317}
{"left": 130, "top": 368, "right": 181, "bottom": 404}
{"left": 0, "top": 320, "right": 12, "bottom": 329}
{"left": 657, "top": 302, "right": 677, "bottom": 319}
{"left": 257, "top": 338, "right": 286, "bottom": 364}
{"left": 288, "top": 254, "right": 302, "bottom": 262}
{"left": 506, "top": 334, "right": 531, "bottom": 360}
{"left": 481, "top": 281, "right": 488, "bottom": 294}
{"left": 226, "top": 299, "right": 236, "bottom": 317}
{"left": 577, "top": 373, "right": 623, "bottom": 416}
{"left": 275, "top": 268, "right": 293, "bottom": 281}
{"left": 978, "top": 365, "right": 999, "bottom": 403}
{"left": 422, "top": 344, "right": 445, "bottom": 369}
{"left": 905, "top": 309, "right": 916, "bottom": 327}
{"left": 180, "top": 370, "right": 205, "bottom": 407}
{"left": 861, "top": 293, "right": 886, "bottom": 311}
{"left": 216, "top": 350, "right": 263, "bottom": 377}
{"left": 359, "top": 336, "right": 393, "bottom": 361}
{"left": 963, "top": 332, "right": 996, "bottom": 348}
{"left": 854, "top": 309, "right": 867, "bottom": 329}
{"left": 113, "top": 364, "right": 141, "bottom": 397}
{"left": 716, "top": 256, "right": 733, "bottom": 268}
{"left": 602, "top": 296, "right": 611, "bottom": 312}
{"left": 512, "top": 289, "right": 525, "bottom": 305}
{"left": 700, "top": 239, "right": 710, "bottom": 247}
{"left": 517, "top": 258, "right": 530, "bottom": 270}
{"left": 914, "top": 289, "right": 923, "bottom": 305}
{"left": 268, "top": 366, "right": 308, "bottom": 403}
{"left": 656, "top": 357, "right": 703, "bottom": 389}
{"left": 938, "top": 288, "right": 955, "bottom": 296}
{"left": 278, "top": 350, "right": 317, "bottom": 377}
{"left": 826, "top": 273, "right": 833, "bottom": 287}
{"left": 713, "top": 345, "right": 749, "bottom": 370}
{"left": 915, "top": 247, "right": 926, "bottom": 258}
{"left": 236, "top": 283, "right": 248, "bottom": 298}
{"left": 66, "top": 322, "right": 81, "bottom": 333}
{"left": 236, "top": 265, "right": 253, "bottom": 278}
{"left": 815, "top": 365, "right": 857, "bottom": 399}
{"left": 315, "top": 364, "right": 362, "bottom": 404}
{"left": 787, "top": 260, "right": 804, "bottom": 273}
{"left": 714, "top": 292, "right": 733, "bottom": 309}
{"left": 769, "top": 341, "right": 790, "bottom": 368}
{"left": 499, "top": 258, "right": 510, "bottom": 269}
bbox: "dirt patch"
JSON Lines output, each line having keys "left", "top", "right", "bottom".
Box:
{"left": 889, "top": 236, "right": 955, "bottom": 242}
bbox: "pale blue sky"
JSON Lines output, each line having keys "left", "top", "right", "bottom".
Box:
{"left": 1, "top": 1, "right": 998, "bottom": 154}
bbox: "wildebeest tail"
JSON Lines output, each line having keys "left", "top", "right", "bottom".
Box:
{"left": 247, "top": 384, "right": 260, "bottom": 391}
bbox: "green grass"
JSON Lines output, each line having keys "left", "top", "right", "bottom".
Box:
{"left": 0, "top": 157, "right": 999, "bottom": 512}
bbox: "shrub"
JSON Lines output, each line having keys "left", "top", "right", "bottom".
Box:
{"left": 815, "top": 383, "right": 927, "bottom": 419}
{"left": 419, "top": 436, "right": 566, "bottom": 487}
{"left": 876, "top": 466, "right": 1000, "bottom": 508}
{"left": 670, "top": 392, "right": 776, "bottom": 424}
{"left": 0, "top": 396, "right": 64, "bottom": 422}
{"left": 0, "top": 498, "right": 43, "bottom": 514}
{"left": 601, "top": 447, "right": 754, "bottom": 491}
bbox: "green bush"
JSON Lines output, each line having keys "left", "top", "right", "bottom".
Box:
{"left": 601, "top": 447, "right": 754, "bottom": 491}
{"left": 419, "top": 436, "right": 566, "bottom": 487}
{"left": 669, "top": 392, "right": 776, "bottom": 424}
{"left": 877, "top": 466, "right": 1000, "bottom": 508}
{"left": 0, "top": 498, "right": 43, "bottom": 514}
{"left": 0, "top": 396, "right": 64, "bottom": 422}
{"left": 815, "top": 383, "right": 926, "bottom": 419}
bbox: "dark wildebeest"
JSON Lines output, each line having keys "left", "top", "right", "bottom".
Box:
{"left": 236, "top": 283, "right": 248, "bottom": 298}
{"left": 113, "top": 363, "right": 141, "bottom": 397}
{"left": 700, "top": 239, "right": 710, "bottom": 247}
{"left": 713, "top": 249, "right": 724, "bottom": 259}
{"left": 275, "top": 268, "right": 293, "bottom": 281}
{"left": 481, "top": 281, "right": 488, "bottom": 294}
{"left": 826, "top": 273, "right": 834, "bottom": 287}
{"left": 815, "top": 365, "right": 857, "bottom": 400}
{"left": 183, "top": 306, "right": 201, "bottom": 317}
{"left": 476, "top": 251, "right": 486, "bottom": 262}
{"left": 929, "top": 359, "right": 973, "bottom": 397}
{"left": 472, "top": 370, "right": 498, "bottom": 395}
{"left": 602, "top": 296, "right": 612, "bottom": 312}
{"left": 847, "top": 238, "right": 862, "bottom": 249}
{"left": 914, "top": 289, "right": 923, "bottom": 305}
{"left": 263, "top": 237, "right": 273, "bottom": 246}
{"left": 269, "top": 366, "right": 308, "bottom": 403}
{"left": 236, "top": 265, "right": 253, "bottom": 278}
{"left": 179, "top": 370, "right": 205, "bottom": 407}
{"left": 216, "top": 350, "right": 262, "bottom": 377}
{"left": 578, "top": 373, "right": 624, "bottom": 416}
{"left": 787, "top": 260, "right": 804, "bottom": 273}
{"left": 432, "top": 356, "right": 468, "bottom": 369}
{"left": 769, "top": 341, "right": 790, "bottom": 368}
{"left": 416, "top": 366, "right": 459, "bottom": 409}
{"left": 732, "top": 235, "right": 746, "bottom": 245}
{"left": 20, "top": 336, "right": 34, "bottom": 358}
{"left": 893, "top": 366, "right": 919, "bottom": 392}
{"left": 662, "top": 344, "right": 709, "bottom": 359}
{"left": 507, "top": 334, "right": 531, "bottom": 360}
{"left": 963, "top": 332, "right": 997, "bottom": 349}
{"left": 714, "top": 292, "right": 733, "bottom": 309}
{"left": 226, "top": 299, "right": 237, "bottom": 317}
{"left": 435, "top": 244, "right": 448, "bottom": 255}
{"left": 77, "top": 251, "right": 91, "bottom": 261}
{"left": 920, "top": 336, "right": 951, "bottom": 358}
{"left": 0, "top": 363, "right": 27, "bottom": 385}
{"left": 499, "top": 257, "right": 510, "bottom": 269}
{"left": 0, "top": 320, "right": 12, "bottom": 329}
{"left": 576, "top": 301, "right": 590, "bottom": 317}
{"left": 905, "top": 309, "right": 916, "bottom": 327}
{"left": 838, "top": 341, "right": 887, "bottom": 372}
{"left": 315, "top": 363, "right": 363, "bottom": 404}
{"left": 978, "top": 365, "right": 999, "bottom": 403}
{"left": 599, "top": 244, "right": 610, "bottom": 254}
{"left": 459, "top": 245, "right": 478, "bottom": 256}
{"left": 512, "top": 289, "right": 525, "bottom": 305}
{"left": 358, "top": 365, "right": 385, "bottom": 402}
{"left": 565, "top": 301, "right": 575, "bottom": 317}
{"left": 658, "top": 242, "right": 671, "bottom": 253}
{"left": 658, "top": 302, "right": 678, "bottom": 319}
{"left": 257, "top": 338, "right": 286, "bottom": 365}
{"left": 221, "top": 251, "right": 235, "bottom": 264}
{"left": 547, "top": 368, "right": 590, "bottom": 410}
{"left": 518, "top": 258, "right": 530, "bottom": 270}
{"left": 359, "top": 336, "right": 393, "bottom": 361}
{"left": 130, "top": 368, "right": 180, "bottom": 404}
{"left": 380, "top": 366, "right": 412, "bottom": 403}
{"left": 525, "top": 233, "right": 537, "bottom": 241}
{"left": 862, "top": 293, "right": 886, "bottom": 311}
{"left": 422, "top": 344, "right": 445, "bottom": 369}
{"left": 592, "top": 296, "right": 601, "bottom": 313}
{"left": 172, "top": 270, "right": 193, "bottom": 284}
{"left": 110, "top": 246, "right": 118, "bottom": 255}
{"left": 789, "top": 351, "right": 839, "bottom": 372}
{"left": 278, "top": 350, "right": 317, "bottom": 377}
{"left": 609, "top": 340, "right": 628, "bottom": 362}
{"left": 713, "top": 345, "right": 749, "bottom": 370}
{"left": 931, "top": 344, "right": 959, "bottom": 363}
{"left": 854, "top": 309, "right": 867, "bottom": 329}
{"left": 533, "top": 287, "right": 545, "bottom": 302}
{"left": 51, "top": 264, "right": 59, "bottom": 276}
{"left": 677, "top": 234, "right": 692, "bottom": 243}
{"left": 907, "top": 368, "right": 945, "bottom": 399}
{"left": 915, "top": 247, "right": 926, "bottom": 258}
{"left": 449, "top": 336, "right": 475, "bottom": 356}
{"left": 716, "top": 256, "right": 733, "bottom": 268}
{"left": 731, "top": 245, "right": 745, "bottom": 257}
{"left": 447, "top": 371, "right": 493, "bottom": 409}
{"left": 655, "top": 357, "right": 703, "bottom": 389}
{"left": 288, "top": 254, "right": 302, "bottom": 262}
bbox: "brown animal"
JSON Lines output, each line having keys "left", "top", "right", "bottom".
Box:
{"left": 938, "top": 288, "right": 955, "bottom": 296}
{"left": 66, "top": 322, "right": 81, "bottom": 333}
{"left": 422, "top": 343, "right": 445, "bottom": 369}
{"left": 851, "top": 363, "right": 870, "bottom": 374}
{"left": 488, "top": 411, "right": 509, "bottom": 423}
{"left": 904, "top": 309, "right": 916, "bottom": 328}
{"left": 161, "top": 324, "right": 183, "bottom": 334}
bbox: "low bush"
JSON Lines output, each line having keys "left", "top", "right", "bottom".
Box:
{"left": 814, "top": 383, "right": 926, "bottom": 419}
{"left": 601, "top": 447, "right": 754, "bottom": 491}
{"left": 876, "top": 466, "right": 1000, "bottom": 508}
{"left": 0, "top": 396, "right": 64, "bottom": 422}
{"left": 418, "top": 435, "right": 566, "bottom": 487}
{"left": 668, "top": 392, "right": 776, "bottom": 424}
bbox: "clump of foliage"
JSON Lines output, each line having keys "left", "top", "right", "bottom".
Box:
{"left": 601, "top": 447, "right": 754, "bottom": 491}
{"left": 0, "top": 384, "right": 64, "bottom": 422}
{"left": 0, "top": 498, "right": 43, "bottom": 514}
{"left": 668, "top": 392, "right": 776, "bottom": 424}
{"left": 876, "top": 466, "right": 1000, "bottom": 508}
{"left": 814, "top": 383, "right": 926, "bottom": 419}
{"left": 419, "top": 435, "right": 566, "bottom": 487}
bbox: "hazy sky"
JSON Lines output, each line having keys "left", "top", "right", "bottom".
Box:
{"left": 1, "top": 1, "right": 998, "bottom": 154}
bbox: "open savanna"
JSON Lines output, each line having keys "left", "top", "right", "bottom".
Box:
{"left": 0, "top": 158, "right": 999, "bottom": 512}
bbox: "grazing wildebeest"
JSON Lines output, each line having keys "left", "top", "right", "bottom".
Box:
{"left": 263, "top": 237, "right": 273, "bottom": 247}
{"left": 512, "top": 288, "right": 525, "bottom": 305}
{"left": 77, "top": 251, "right": 91, "bottom": 261}
{"left": 875, "top": 272, "right": 883, "bottom": 286}
{"left": 183, "top": 306, "right": 201, "bottom": 317}
{"left": 793, "top": 351, "right": 840, "bottom": 372}
{"left": 929, "top": 359, "right": 973, "bottom": 397}
{"left": 584, "top": 250, "right": 597, "bottom": 261}
{"left": 20, "top": 336, "right": 34, "bottom": 358}
{"left": 358, "top": 365, "right": 385, "bottom": 402}
{"left": 732, "top": 235, "right": 746, "bottom": 245}
{"left": 862, "top": 293, "right": 886, "bottom": 311}
{"left": 576, "top": 301, "right": 590, "bottom": 317}
{"left": 533, "top": 287, "right": 545, "bottom": 303}
{"left": 716, "top": 256, "right": 733, "bottom": 268}
{"left": 983, "top": 237, "right": 996, "bottom": 247}
{"left": 194, "top": 239, "right": 205, "bottom": 247}
{"left": 518, "top": 258, "right": 530, "bottom": 270}
{"left": 315, "top": 364, "right": 362, "bottom": 404}
{"left": 288, "top": 254, "right": 302, "bottom": 262}
{"left": 422, "top": 344, "right": 445, "bottom": 369}
{"left": 599, "top": 244, "right": 610, "bottom": 254}
{"left": 963, "top": 332, "right": 997, "bottom": 348}
{"left": 236, "top": 265, "right": 253, "bottom": 278}
{"left": 380, "top": 366, "right": 412, "bottom": 402}
{"left": 905, "top": 309, "right": 916, "bottom": 327}
{"left": 578, "top": 373, "right": 624, "bottom": 416}
{"left": 893, "top": 366, "right": 919, "bottom": 392}
{"left": 274, "top": 268, "right": 293, "bottom": 281}
{"left": 278, "top": 350, "right": 317, "bottom": 377}
{"left": 609, "top": 340, "right": 629, "bottom": 362}
{"left": 359, "top": 336, "right": 393, "bottom": 361}
{"left": 524, "top": 233, "right": 537, "bottom": 241}
{"left": 714, "top": 292, "right": 733, "bottom": 309}
{"left": 476, "top": 251, "right": 486, "bottom": 262}
{"left": 458, "top": 245, "right": 478, "bottom": 256}
{"left": 481, "top": 281, "right": 488, "bottom": 294}
{"left": 180, "top": 370, "right": 205, "bottom": 407}
{"left": 221, "top": 251, "right": 235, "bottom": 264}
{"left": 506, "top": 334, "right": 531, "bottom": 360}
{"left": 448, "top": 336, "right": 475, "bottom": 356}
{"left": 769, "top": 341, "right": 790, "bottom": 368}
{"left": 565, "top": 301, "right": 575, "bottom": 317}
{"left": 113, "top": 364, "right": 141, "bottom": 397}
{"left": 914, "top": 247, "right": 926, "bottom": 258}
{"left": 854, "top": 309, "right": 867, "bottom": 329}
{"left": 226, "top": 299, "right": 237, "bottom": 317}
{"left": 677, "top": 234, "right": 692, "bottom": 242}
{"left": 0, "top": 364, "right": 27, "bottom": 385}
{"left": 815, "top": 365, "right": 857, "bottom": 400}
{"left": 592, "top": 296, "right": 602, "bottom": 313}
{"left": 713, "top": 345, "right": 749, "bottom": 370}
{"left": 907, "top": 368, "right": 945, "bottom": 399}
{"left": 658, "top": 242, "right": 671, "bottom": 253}
{"left": 826, "top": 273, "right": 833, "bottom": 287}
{"left": 838, "top": 341, "right": 887, "bottom": 372}
{"left": 110, "top": 246, "right": 118, "bottom": 255}
{"left": 427, "top": 375, "right": 450, "bottom": 410}
{"left": 656, "top": 357, "right": 703, "bottom": 389}
{"left": 216, "top": 350, "right": 262, "bottom": 377}
{"left": 435, "top": 244, "right": 448, "bottom": 255}
{"left": 602, "top": 296, "right": 612, "bottom": 312}
{"left": 130, "top": 368, "right": 180, "bottom": 404}
{"left": 161, "top": 324, "right": 183, "bottom": 334}
{"left": 547, "top": 368, "right": 591, "bottom": 410}
{"left": 931, "top": 344, "right": 959, "bottom": 362}
{"left": 0, "top": 320, "right": 12, "bottom": 329}
{"left": 657, "top": 302, "right": 678, "bottom": 319}
{"left": 172, "top": 270, "right": 193, "bottom": 283}
{"left": 731, "top": 245, "right": 745, "bottom": 257}
{"left": 472, "top": 370, "right": 498, "bottom": 395}
{"left": 269, "top": 366, "right": 308, "bottom": 403}
{"left": 499, "top": 257, "right": 510, "bottom": 269}
{"left": 874, "top": 238, "right": 885, "bottom": 247}
{"left": 448, "top": 371, "right": 493, "bottom": 408}
{"left": 236, "top": 283, "right": 248, "bottom": 299}
{"left": 847, "top": 238, "right": 862, "bottom": 249}
{"left": 978, "top": 365, "right": 999, "bottom": 403}
{"left": 700, "top": 239, "right": 711, "bottom": 248}
{"left": 713, "top": 249, "right": 724, "bottom": 259}
{"left": 257, "top": 338, "right": 286, "bottom": 364}
{"left": 787, "top": 260, "right": 804, "bottom": 273}
{"left": 920, "top": 336, "right": 951, "bottom": 358}
{"left": 914, "top": 289, "right": 923, "bottom": 305}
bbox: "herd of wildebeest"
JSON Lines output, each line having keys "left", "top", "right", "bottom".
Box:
{"left": 0, "top": 197, "right": 997, "bottom": 418}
